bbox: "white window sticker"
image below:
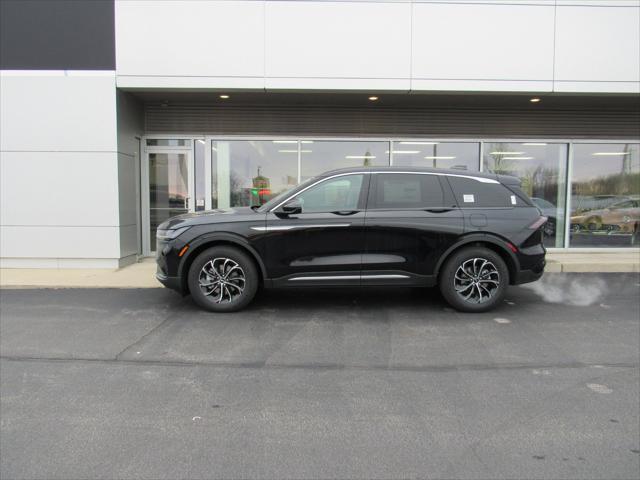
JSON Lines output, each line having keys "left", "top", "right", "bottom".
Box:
{"left": 463, "top": 194, "right": 475, "bottom": 203}
{"left": 510, "top": 195, "right": 517, "bottom": 205}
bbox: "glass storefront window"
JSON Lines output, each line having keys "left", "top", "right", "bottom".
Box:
{"left": 299, "top": 140, "right": 389, "bottom": 180}
{"left": 484, "top": 143, "right": 568, "bottom": 248}
{"left": 391, "top": 141, "right": 480, "bottom": 171}
{"left": 569, "top": 143, "right": 640, "bottom": 247}
{"left": 148, "top": 152, "right": 189, "bottom": 244}
{"left": 211, "top": 140, "right": 298, "bottom": 208}
{"left": 194, "top": 139, "right": 206, "bottom": 211}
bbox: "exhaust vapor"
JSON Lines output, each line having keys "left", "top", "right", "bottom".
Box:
{"left": 522, "top": 274, "right": 608, "bottom": 307}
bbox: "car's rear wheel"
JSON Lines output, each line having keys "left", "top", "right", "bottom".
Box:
{"left": 188, "top": 246, "right": 259, "bottom": 312}
{"left": 439, "top": 247, "right": 509, "bottom": 313}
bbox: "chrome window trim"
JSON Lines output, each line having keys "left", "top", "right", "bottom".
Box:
{"left": 268, "top": 171, "right": 498, "bottom": 213}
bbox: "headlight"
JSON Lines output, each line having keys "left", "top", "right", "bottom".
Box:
{"left": 156, "top": 226, "right": 191, "bottom": 241}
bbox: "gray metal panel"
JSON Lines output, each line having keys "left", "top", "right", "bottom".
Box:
{"left": 0, "top": 0, "right": 115, "bottom": 70}
{"left": 145, "top": 103, "right": 640, "bottom": 138}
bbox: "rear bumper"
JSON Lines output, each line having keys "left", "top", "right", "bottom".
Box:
{"left": 513, "top": 260, "right": 545, "bottom": 285}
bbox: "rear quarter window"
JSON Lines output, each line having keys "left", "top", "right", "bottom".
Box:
{"left": 447, "top": 177, "right": 517, "bottom": 208}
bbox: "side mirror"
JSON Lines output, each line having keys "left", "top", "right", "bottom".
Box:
{"left": 280, "top": 198, "right": 302, "bottom": 215}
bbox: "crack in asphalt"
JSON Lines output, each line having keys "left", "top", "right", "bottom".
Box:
{"left": 0, "top": 355, "right": 637, "bottom": 374}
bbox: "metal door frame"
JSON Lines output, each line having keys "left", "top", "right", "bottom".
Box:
{"left": 141, "top": 138, "right": 196, "bottom": 255}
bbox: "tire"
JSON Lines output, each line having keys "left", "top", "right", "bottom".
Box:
{"left": 439, "top": 247, "right": 509, "bottom": 313}
{"left": 585, "top": 217, "right": 602, "bottom": 231}
{"left": 187, "top": 246, "right": 259, "bottom": 313}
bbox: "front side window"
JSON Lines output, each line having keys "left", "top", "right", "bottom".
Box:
{"left": 295, "top": 175, "right": 364, "bottom": 213}
{"left": 372, "top": 173, "right": 445, "bottom": 209}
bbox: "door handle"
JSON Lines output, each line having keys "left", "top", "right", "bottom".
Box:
{"left": 332, "top": 210, "right": 359, "bottom": 216}
{"left": 425, "top": 208, "right": 454, "bottom": 213}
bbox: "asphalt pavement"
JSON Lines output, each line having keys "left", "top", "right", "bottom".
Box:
{"left": 1, "top": 273, "right": 639, "bottom": 480}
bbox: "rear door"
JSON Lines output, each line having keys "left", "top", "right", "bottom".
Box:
{"left": 362, "top": 172, "right": 463, "bottom": 285}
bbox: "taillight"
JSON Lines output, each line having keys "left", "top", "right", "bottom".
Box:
{"left": 528, "top": 216, "right": 548, "bottom": 230}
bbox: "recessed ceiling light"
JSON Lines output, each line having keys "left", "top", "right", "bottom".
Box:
{"left": 489, "top": 151, "right": 525, "bottom": 155}
{"left": 530, "top": 97, "right": 541, "bottom": 103}
{"left": 503, "top": 157, "right": 534, "bottom": 160}
{"left": 424, "top": 156, "right": 456, "bottom": 160}
{"left": 522, "top": 143, "right": 547, "bottom": 146}
{"left": 219, "top": 94, "right": 230, "bottom": 99}
{"left": 272, "top": 140, "right": 297, "bottom": 144}
{"left": 592, "top": 152, "right": 630, "bottom": 156}
{"left": 368, "top": 96, "right": 379, "bottom": 101}
{"left": 346, "top": 155, "right": 377, "bottom": 159}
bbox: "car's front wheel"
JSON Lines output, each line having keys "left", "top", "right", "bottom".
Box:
{"left": 188, "top": 246, "right": 259, "bottom": 312}
{"left": 439, "top": 247, "right": 509, "bottom": 313}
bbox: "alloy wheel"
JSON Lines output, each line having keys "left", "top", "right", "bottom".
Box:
{"left": 198, "top": 257, "right": 246, "bottom": 303}
{"left": 454, "top": 257, "right": 500, "bottom": 304}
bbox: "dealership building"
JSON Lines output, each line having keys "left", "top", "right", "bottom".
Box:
{"left": 1, "top": 0, "right": 639, "bottom": 269}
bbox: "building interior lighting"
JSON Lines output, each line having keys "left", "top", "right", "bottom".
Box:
{"left": 490, "top": 151, "right": 525, "bottom": 155}
{"left": 503, "top": 157, "right": 534, "bottom": 160}
{"left": 400, "top": 141, "right": 439, "bottom": 145}
{"left": 219, "top": 94, "right": 230, "bottom": 99}
{"left": 424, "top": 156, "right": 456, "bottom": 160}
{"left": 522, "top": 143, "right": 547, "bottom": 146}
{"left": 278, "top": 149, "right": 312, "bottom": 153}
{"left": 386, "top": 150, "right": 420, "bottom": 154}
{"left": 592, "top": 152, "right": 630, "bottom": 156}
{"left": 272, "top": 140, "right": 297, "bottom": 144}
{"left": 368, "top": 96, "right": 379, "bottom": 101}
{"left": 530, "top": 98, "right": 541, "bottom": 103}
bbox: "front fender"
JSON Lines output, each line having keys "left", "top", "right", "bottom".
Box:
{"left": 178, "top": 231, "right": 268, "bottom": 282}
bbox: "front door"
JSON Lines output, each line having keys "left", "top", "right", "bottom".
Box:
{"left": 263, "top": 173, "right": 370, "bottom": 286}
{"left": 143, "top": 140, "right": 194, "bottom": 254}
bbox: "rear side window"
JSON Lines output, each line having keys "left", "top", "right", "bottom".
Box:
{"left": 447, "top": 177, "right": 516, "bottom": 208}
{"left": 371, "top": 174, "right": 445, "bottom": 209}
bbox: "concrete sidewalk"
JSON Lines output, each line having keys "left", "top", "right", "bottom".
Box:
{"left": 1, "top": 252, "right": 638, "bottom": 289}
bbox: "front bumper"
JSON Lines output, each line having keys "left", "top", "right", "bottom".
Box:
{"left": 155, "top": 270, "right": 182, "bottom": 292}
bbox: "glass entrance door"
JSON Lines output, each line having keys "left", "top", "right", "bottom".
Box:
{"left": 143, "top": 140, "right": 194, "bottom": 254}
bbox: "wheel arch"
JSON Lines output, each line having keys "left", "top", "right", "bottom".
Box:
{"left": 435, "top": 234, "right": 520, "bottom": 285}
{"left": 178, "top": 233, "right": 267, "bottom": 294}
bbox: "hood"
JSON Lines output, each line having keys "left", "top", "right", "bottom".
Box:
{"left": 159, "top": 206, "right": 258, "bottom": 230}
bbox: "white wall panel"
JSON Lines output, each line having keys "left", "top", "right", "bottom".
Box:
{"left": 411, "top": 3, "right": 555, "bottom": 90}
{"left": 555, "top": 5, "right": 640, "bottom": 87}
{"left": 0, "top": 151, "right": 120, "bottom": 227}
{"left": 0, "top": 226, "right": 121, "bottom": 259}
{"left": 0, "top": 72, "right": 117, "bottom": 152}
{"left": 265, "top": 1, "right": 411, "bottom": 90}
{"left": 116, "top": 0, "right": 264, "bottom": 83}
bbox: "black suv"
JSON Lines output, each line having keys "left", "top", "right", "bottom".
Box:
{"left": 156, "top": 167, "right": 546, "bottom": 313}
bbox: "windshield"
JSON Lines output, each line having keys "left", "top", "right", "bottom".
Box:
{"left": 256, "top": 176, "right": 318, "bottom": 212}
